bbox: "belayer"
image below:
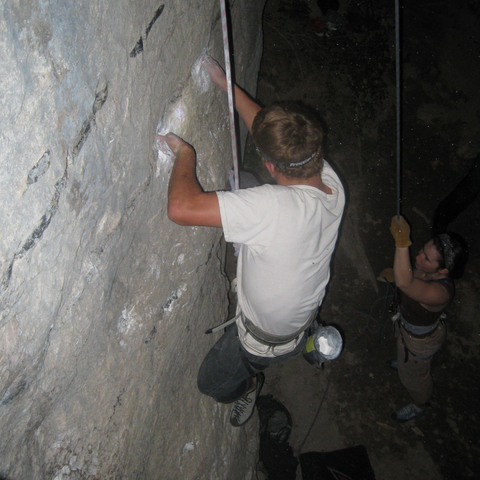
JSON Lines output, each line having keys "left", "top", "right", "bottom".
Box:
{"left": 388, "top": 216, "right": 468, "bottom": 422}
{"left": 158, "top": 56, "right": 345, "bottom": 427}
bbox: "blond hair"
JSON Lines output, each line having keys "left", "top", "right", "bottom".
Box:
{"left": 252, "top": 102, "right": 325, "bottom": 179}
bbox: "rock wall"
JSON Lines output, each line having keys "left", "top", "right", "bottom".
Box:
{"left": 0, "top": 1, "right": 265, "bottom": 478}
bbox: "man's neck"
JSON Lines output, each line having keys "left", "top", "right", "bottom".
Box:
{"left": 276, "top": 172, "right": 332, "bottom": 195}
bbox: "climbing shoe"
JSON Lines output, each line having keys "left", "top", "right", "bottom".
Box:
{"left": 230, "top": 373, "right": 265, "bottom": 427}
{"left": 391, "top": 403, "right": 424, "bottom": 423}
{"left": 386, "top": 359, "right": 398, "bottom": 370}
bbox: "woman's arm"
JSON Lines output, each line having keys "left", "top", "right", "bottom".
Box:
{"left": 393, "top": 246, "right": 449, "bottom": 307}
{"left": 391, "top": 216, "right": 450, "bottom": 307}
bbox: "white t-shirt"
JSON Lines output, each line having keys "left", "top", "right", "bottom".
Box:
{"left": 216, "top": 161, "right": 345, "bottom": 356}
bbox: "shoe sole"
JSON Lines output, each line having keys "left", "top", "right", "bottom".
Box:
{"left": 391, "top": 407, "right": 423, "bottom": 423}
{"left": 230, "top": 373, "right": 265, "bottom": 427}
{"left": 386, "top": 360, "right": 398, "bottom": 370}
{"left": 391, "top": 412, "right": 421, "bottom": 423}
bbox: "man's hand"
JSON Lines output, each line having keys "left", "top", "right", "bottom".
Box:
{"left": 202, "top": 55, "right": 227, "bottom": 92}
{"left": 390, "top": 215, "right": 412, "bottom": 248}
{"left": 157, "top": 132, "right": 193, "bottom": 158}
{"left": 201, "top": 54, "right": 262, "bottom": 133}
{"left": 164, "top": 131, "right": 222, "bottom": 228}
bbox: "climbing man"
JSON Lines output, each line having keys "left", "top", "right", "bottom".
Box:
{"left": 158, "top": 56, "right": 345, "bottom": 427}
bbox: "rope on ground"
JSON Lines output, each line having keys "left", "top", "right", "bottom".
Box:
{"left": 295, "top": 287, "right": 397, "bottom": 455}
{"left": 296, "top": 361, "right": 333, "bottom": 456}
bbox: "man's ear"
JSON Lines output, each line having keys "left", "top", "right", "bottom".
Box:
{"left": 264, "top": 161, "right": 277, "bottom": 177}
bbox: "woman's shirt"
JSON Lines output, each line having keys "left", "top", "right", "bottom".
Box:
{"left": 400, "top": 278, "right": 454, "bottom": 327}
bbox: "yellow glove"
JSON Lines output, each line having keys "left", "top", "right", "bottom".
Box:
{"left": 390, "top": 215, "right": 412, "bottom": 248}
{"left": 377, "top": 267, "right": 394, "bottom": 283}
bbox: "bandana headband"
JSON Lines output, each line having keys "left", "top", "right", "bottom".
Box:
{"left": 255, "top": 145, "right": 317, "bottom": 170}
{"left": 437, "top": 233, "right": 455, "bottom": 271}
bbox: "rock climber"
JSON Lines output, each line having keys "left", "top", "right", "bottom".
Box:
{"left": 388, "top": 215, "right": 468, "bottom": 422}
{"left": 158, "top": 56, "right": 345, "bottom": 427}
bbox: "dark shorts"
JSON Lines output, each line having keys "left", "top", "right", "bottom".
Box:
{"left": 197, "top": 324, "right": 307, "bottom": 403}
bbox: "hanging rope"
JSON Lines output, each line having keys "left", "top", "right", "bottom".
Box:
{"left": 220, "top": 0, "right": 240, "bottom": 191}
{"left": 395, "top": 0, "right": 402, "bottom": 218}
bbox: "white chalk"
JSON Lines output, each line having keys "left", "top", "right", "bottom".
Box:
{"left": 155, "top": 98, "right": 188, "bottom": 175}
{"left": 191, "top": 49, "right": 211, "bottom": 93}
{"left": 317, "top": 336, "right": 334, "bottom": 355}
{"left": 155, "top": 135, "right": 175, "bottom": 157}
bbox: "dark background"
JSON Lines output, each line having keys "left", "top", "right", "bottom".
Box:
{"left": 236, "top": 1, "right": 479, "bottom": 478}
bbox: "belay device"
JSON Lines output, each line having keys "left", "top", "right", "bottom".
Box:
{"left": 303, "top": 325, "right": 343, "bottom": 368}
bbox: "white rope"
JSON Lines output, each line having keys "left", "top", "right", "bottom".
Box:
{"left": 220, "top": 0, "right": 240, "bottom": 191}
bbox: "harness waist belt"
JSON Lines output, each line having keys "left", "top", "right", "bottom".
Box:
{"left": 241, "top": 310, "right": 317, "bottom": 347}
{"left": 400, "top": 313, "right": 445, "bottom": 336}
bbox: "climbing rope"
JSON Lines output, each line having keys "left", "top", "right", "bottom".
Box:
{"left": 220, "top": 0, "right": 240, "bottom": 191}
{"left": 395, "top": 0, "right": 402, "bottom": 218}
{"left": 296, "top": 362, "right": 333, "bottom": 456}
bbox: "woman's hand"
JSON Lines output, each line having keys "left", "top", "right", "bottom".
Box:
{"left": 202, "top": 55, "right": 228, "bottom": 92}
{"left": 390, "top": 215, "right": 412, "bottom": 248}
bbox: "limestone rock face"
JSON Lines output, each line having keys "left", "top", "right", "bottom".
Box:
{"left": 0, "top": 1, "right": 265, "bottom": 478}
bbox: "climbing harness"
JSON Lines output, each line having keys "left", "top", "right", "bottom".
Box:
{"left": 204, "top": 311, "right": 241, "bottom": 335}
{"left": 394, "top": 311, "right": 446, "bottom": 362}
{"left": 400, "top": 316, "right": 442, "bottom": 337}
{"left": 240, "top": 310, "right": 317, "bottom": 347}
{"left": 219, "top": 0, "right": 240, "bottom": 191}
{"left": 205, "top": 308, "right": 317, "bottom": 356}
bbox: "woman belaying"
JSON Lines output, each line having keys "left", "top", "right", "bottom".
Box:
{"left": 388, "top": 215, "right": 468, "bottom": 422}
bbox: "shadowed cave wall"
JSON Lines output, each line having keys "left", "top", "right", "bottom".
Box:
{"left": 0, "top": 1, "right": 265, "bottom": 478}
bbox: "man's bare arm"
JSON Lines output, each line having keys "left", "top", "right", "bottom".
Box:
{"left": 161, "top": 133, "right": 222, "bottom": 228}
{"left": 202, "top": 56, "right": 262, "bottom": 133}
